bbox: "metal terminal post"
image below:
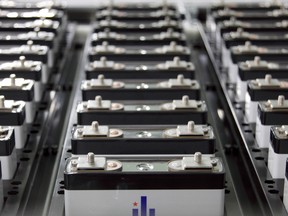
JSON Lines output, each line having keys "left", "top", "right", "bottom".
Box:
{"left": 194, "top": 152, "right": 202, "bottom": 163}
{"left": 27, "top": 40, "right": 33, "bottom": 51}
{"left": 98, "top": 74, "right": 105, "bottom": 84}
{"left": 0, "top": 126, "right": 9, "bottom": 138}
{"left": 87, "top": 152, "right": 95, "bottom": 164}
{"left": 187, "top": 121, "right": 195, "bottom": 132}
{"left": 253, "top": 74, "right": 281, "bottom": 88}
{"left": 168, "top": 155, "right": 219, "bottom": 171}
{"left": 79, "top": 121, "right": 109, "bottom": 137}
{"left": 264, "top": 95, "right": 288, "bottom": 110}
{"left": 177, "top": 74, "right": 184, "bottom": 84}
{"left": 95, "top": 96, "right": 102, "bottom": 107}
{"left": 0, "top": 95, "right": 5, "bottom": 108}
{"left": 10, "top": 74, "right": 16, "bottom": 86}
{"left": 19, "top": 56, "right": 26, "bottom": 68}
{"left": 233, "top": 41, "right": 263, "bottom": 54}
{"left": 265, "top": 74, "right": 272, "bottom": 83}
{"left": 241, "top": 56, "right": 273, "bottom": 69}
{"left": 70, "top": 160, "right": 78, "bottom": 172}
{"left": 163, "top": 121, "right": 212, "bottom": 138}
{"left": 278, "top": 95, "right": 285, "bottom": 106}
{"left": 157, "top": 57, "right": 193, "bottom": 70}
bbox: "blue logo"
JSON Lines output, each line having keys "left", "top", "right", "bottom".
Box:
{"left": 132, "top": 196, "right": 155, "bottom": 216}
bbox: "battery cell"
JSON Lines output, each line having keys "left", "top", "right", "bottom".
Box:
{"left": 0, "top": 95, "right": 26, "bottom": 149}
{"left": 256, "top": 95, "right": 288, "bottom": 148}
{"left": 71, "top": 121, "right": 215, "bottom": 155}
{"left": 0, "top": 74, "right": 35, "bottom": 123}
{"left": 268, "top": 126, "right": 288, "bottom": 178}
{"left": 0, "top": 126, "right": 16, "bottom": 180}
{"left": 0, "top": 56, "right": 45, "bottom": 102}
{"left": 246, "top": 76, "right": 288, "bottom": 123}
{"left": 95, "top": 9, "right": 179, "bottom": 21}
{"left": 93, "top": 18, "right": 183, "bottom": 32}
{"left": 76, "top": 96, "right": 207, "bottom": 125}
{"left": 88, "top": 41, "right": 191, "bottom": 61}
{"left": 81, "top": 74, "right": 200, "bottom": 100}
{"left": 85, "top": 57, "right": 195, "bottom": 79}
{"left": 91, "top": 28, "right": 187, "bottom": 46}
{"left": 64, "top": 153, "right": 225, "bottom": 216}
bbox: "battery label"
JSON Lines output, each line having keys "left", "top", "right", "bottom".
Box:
{"left": 65, "top": 190, "right": 224, "bottom": 216}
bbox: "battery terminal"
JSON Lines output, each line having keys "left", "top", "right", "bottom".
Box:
{"left": 268, "top": 7, "right": 288, "bottom": 17}
{"left": 20, "top": 40, "right": 48, "bottom": 54}
{"left": 0, "top": 126, "right": 9, "bottom": 139}
{"left": 84, "top": 95, "right": 124, "bottom": 110}
{"left": 0, "top": 95, "right": 19, "bottom": 111}
{"left": 85, "top": 75, "right": 124, "bottom": 89}
{"left": 95, "top": 28, "right": 126, "bottom": 40}
{"left": 217, "top": 7, "right": 243, "bottom": 17}
{"left": 276, "top": 20, "right": 288, "bottom": 27}
{"left": 163, "top": 121, "right": 211, "bottom": 138}
{"left": 152, "top": 16, "right": 177, "bottom": 27}
{"left": 156, "top": 56, "right": 194, "bottom": 70}
{"left": 223, "top": 17, "right": 250, "bottom": 27}
{"left": 0, "top": 74, "right": 31, "bottom": 89}
{"left": 71, "top": 155, "right": 122, "bottom": 171}
{"left": 168, "top": 154, "right": 219, "bottom": 171}
{"left": 99, "top": 17, "right": 127, "bottom": 28}
{"left": 150, "top": 8, "right": 174, "bottom": 17}
{"left": 264, "top": 95, "right": 288, "bottom": 110}
{"left": 167, "top": 74, "right": 196, "bottom": 88}
{"left": 155, "top": 41, "right": 187, "bottom": 54}
{"left": 252, "top": 74, "right": 281, "bottom": 88}
{"left": 241, "top": 56, "right": 277, "bottom": 70}
{"left": 233, "top": 41, "right": 267, "bottom": 54}
{"left": 154, "top": 28, "right": 182, "bottom": 40}
{"left": 32, "top": 18, "right": 55, "bottom": 28}
{"left": 90, "top": 56, "right": 125, "bottom": 70}
{"left": 76, "top": 122, "right": 123, "bottom": 138}
{"left": 228, "top": 28, "right": 258, "bottom": 39}
{"left": 92, "top": 41, "right": 126, "bottom": 54}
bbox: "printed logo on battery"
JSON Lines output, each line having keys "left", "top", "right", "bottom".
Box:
{"left": 132, "top": 196, "right": 155, "bottom": 216}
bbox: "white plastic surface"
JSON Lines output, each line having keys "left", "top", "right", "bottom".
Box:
{"left": 284, "top": 178, "right": 288, "bottom": 213}
{"left": 221, "top": 44, "right": 230, "bottom": 68}
{"left": 15, "top": 124, "right": 27, "bottom": 149}
{"left": 0, "top": 179, "right": 3, "bottom": 211}
{"left": 25, "top": 102, "right": 36, "bottom": 124}
{"left": 0, "top": 147, "right": 17, "bottom": 180}
{"left": 255, "top": 116, "right": 271, "bottom": 148}
{"left": 65, "top": 189, "right": 225, "bottom": 216}
{"left": 268, "top": 144, "right": 288, "bottom": 179}
{"left": 236, "top": 76, "right": 247, "bottom": 102}
{"left": 34, "top": 81, "right": 44, "bottom": 102}
{"left": 245, "top": 94, "right": 257, "bottom": 123}
{"left": 228, "top": 61, "right": 238, "bottom": 83}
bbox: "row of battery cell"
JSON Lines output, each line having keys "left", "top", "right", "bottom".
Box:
{"left": 0, "top": 0, "right": 66, "bottom": 185}
{"left": 63, "top": 3, "right": 225, "bottom": 216}
{"left": 209, "top": 1, "right": 288, "bottom": 213}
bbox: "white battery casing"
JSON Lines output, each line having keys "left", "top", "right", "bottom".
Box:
{"left": 64, "top": 189, "right": 225, "bottom": 216}
{"left": 221, "top": 43, "right": 230, "bottom": 68}
{"left": 255, "top": 116, "right": 271, "bottom": 148}
{"left": 228, "top": 61, "right": 238, "bottom": 83}
{"left": 25, "top": 101, "right": 36, "bottom": 124}
{"left": 0, "top": 177, "right": 3, "bottom": 211}
{"left": 34, "top": 81, "right": 44, "bottom": 102}
{"left": 0, "top": 147, "right": 17, "bottom": 180}
{"left": 245, "top": 93, "right": 257, "bottom": 123}
{"left": 284, "top": 178, "right": 288, "bottom": 212}
{"left": 15, "top": 124, "right": 26, "bottom": 149}
{"left": 268, "top": 144, "right": 288, "bottom": 179}
{"left": 236, "top": 75, "right": 247, "bottom": 102}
